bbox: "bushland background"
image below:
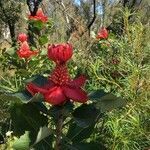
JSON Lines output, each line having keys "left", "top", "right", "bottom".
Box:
{"left": 0, "top": 0, "right": 150, "bottom": 150}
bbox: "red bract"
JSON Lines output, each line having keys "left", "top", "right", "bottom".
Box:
{"left": 96, "top": 27, "right": 108, "bottom": 39}
{"left": 26, "top": 64, "right": 88, "bottom": 105}
{"left": 29, "top": 8, "right": 48, "bottom": 23}
{"left": 17, "top": 33, "right": 28, "bottom": 43}
{"left": 48, "top": 43, "right": 73, "bottom": 64}
{"left": 17, "top": 41, "right": 38, "bottom": 59}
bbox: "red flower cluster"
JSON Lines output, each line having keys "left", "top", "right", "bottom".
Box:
{"left": 96, "top": 27, "right": 108, "bottom": 39}
{"left": 17, "top": 33, "right": 28, "bottom": 43}
{"left": 29, "top": 8, "right": 48, "bottom": 23}
{"left": 26, "top": 43, "right": 88, "bottom": 105}
{"left": 17, "top": 41, "right": 38, "bottom": 59}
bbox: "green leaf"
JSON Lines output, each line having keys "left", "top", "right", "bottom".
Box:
{"left": 67, "top": 122, "right": 95, "bottom": 143}
{"left": 0, "top": 75, "right": 50, "bottom": 103}
{"left": 6, "top": 47, "right": 16, "bottom": 55}
{"left": 10, "top": 102, "right": 48, "bottom": 136}
{"left": 72, "top": 104, "right": 100, "bottom": 127}
{"left": 33, "top": 21, "right": 44, "bottom": 30}
{"left": 25, "top": 75, "right": 48, "bottom": 87}
{"left": 40, "top": 49, "right": 47, "bottom": 55}
{"left": 66, "top": 104, "right": 102, "bottom": 143}
{"left": 72, "top": 142, "right": 106, "bottom": 150}
{"left": 49, "top": 101, "right": 74, "bottom": 121}
{"left": 35, "top": 102, "right": 48, "bottom": 114}
{"left": 89, "top": 89, "right": 107, "bottom": 101}
{"left": 95, "top": 93, "right": 126, "bottom": 112}
{"left": 39, "top": 35, "right": 48, "bottom": 46}
{"left": 33, "top": 135, "right": 53, "bottom": 150}
{"left": 34, "top": 126, "right": 51, "bottom": 145}
{"left": 13, "top": 131, "right": 31, "bottom": 150}
{"left": 0, "top": 91, "right": 43, "bottom": 103}
{"left": 32, "top": 126, "right": 53, "bottom": 150}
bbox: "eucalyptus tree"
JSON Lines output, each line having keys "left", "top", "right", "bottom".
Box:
{"left": 0, "top": 0, "right": 21, "bottom": 44}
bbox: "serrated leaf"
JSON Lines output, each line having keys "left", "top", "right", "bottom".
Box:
{"left": 0, "top": 91, "right": 43, "bottom": 103}
{"left": 33, "top": 135, "right": 53, "bottom": 150}
{"left": 0, "top": 75, "right": 49, "bottom": 103}
{"left": 32, "top": 125, "right": 53, "bottom": 150}
{"left": 10, "top": 103, "right": 48, "bottom": 136}
{"left": 89, "top": 89, "right": 107, "bottom": 101}
{"left": 25, "top": 75, "right": 48, "bottom": 87}
{"left": 95, "top": 93, "right": 126, "bottom": 112}
{"left": 72, "top": 104, "right": 100, "bottom": 127}
{"left": 34, "top": 126, "right": 51, "bottom": 145}
{"left": 13, "top": 131, "right": 30, "bottom": 150}
{"left": 67, "top": 122, "right": 95, "bottom": 143}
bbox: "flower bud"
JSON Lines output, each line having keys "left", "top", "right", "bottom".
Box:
{"left": 17, "top": 41, "right": 38, "bottom": 59}
{"left": 29, "top": 8, "right": 48, "bottom": 23}
{"left": 48, "top": 43, "right": 73, "bottom": 64}
{"left": 96, "top": 27, "right": 108, "bottom": 39}
{"left": 17, "top": 33, "right": 28, "bottom": 43}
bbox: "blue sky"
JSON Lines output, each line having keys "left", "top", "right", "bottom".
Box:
{"left": 74, "top": 0, "right": 103, "bottom": 14}
{"left": 74, "top": 0, "right": 117, "bottom": 5}
{"left": 74, "top": 0, "right": 81, "bottom": 5}
{"left": 74, "top": 0, "right": 118, "bottom": 15}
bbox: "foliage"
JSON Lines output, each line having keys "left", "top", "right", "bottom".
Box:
{"left": 0, "top": 1, "right": 150, "bottom": 150}
{"left": 0, "top": 0, "right": 22, "bottom": 42}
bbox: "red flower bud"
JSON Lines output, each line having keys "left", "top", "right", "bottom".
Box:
{"left": 48, "top": 43, "right": 73, "bottom": 64}
{"left": 29, "top": 8, "right": 48, "bottom": 23}
{"left": 17, "top": 41, "right": 38, "bottom": 59}
{"left": 96, "top": 27, "right": 108, "bottom": 39}
{"left": 17, "top": 33, "right": 28, "bottom": 43}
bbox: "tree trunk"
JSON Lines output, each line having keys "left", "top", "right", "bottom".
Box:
{"left": 8, "top": 22, "right": 16, "bottom": 46}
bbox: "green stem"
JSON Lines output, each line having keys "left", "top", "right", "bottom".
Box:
{"left": 25, "top": 59, "right": 29, "bottom": 70}
{"left": 55, "top": 109, "right": 64, "bottom": 150}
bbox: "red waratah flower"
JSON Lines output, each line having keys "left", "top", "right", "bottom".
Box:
{"left": 96, "top": 27, "right": 108, "bottom": 39}
{"left": 17, "top": 41, "right": 38, "bottom": 59}
{"left": 26, "top": 64, "right": 88, "bottom": 105}
{"left": 28, "top": 8, "right": 48, "bottom": 23}
{"left": 17, "top": 33, "right": 28, "bottom": 43}
{"left": 48, "top": 43, "right": 73, "bottom": 64}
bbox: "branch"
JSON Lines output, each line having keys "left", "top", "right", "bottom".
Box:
{"left": 87, "top": 0, "right": 96, "bottom": 33}
{"left": 55, "top": 0, "right": 70, "bottom": 26}
{"left": 60, "top": 0, "right": 70, "bottom": 24}
{"left": 27, "top": 0, "right": 42, "bottom": 16}
{"left": 55, "top": 109, "right": 64, "bottom": 150}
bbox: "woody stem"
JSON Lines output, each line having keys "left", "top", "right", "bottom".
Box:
{"left": 25, "top": 59, "right": 29, "bottom": 69}
{"left": 55, "top": 109, "right": 64, "bottom": 150}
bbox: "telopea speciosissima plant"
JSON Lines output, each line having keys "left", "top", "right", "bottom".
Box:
{"left": 0, "top": 7, "right": 126, "bottom": 150}
{"left": 0, "top": 7, "right": 54, "bottom": 93}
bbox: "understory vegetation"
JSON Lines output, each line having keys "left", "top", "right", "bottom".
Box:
{"left": 0, "top": 0, "right": 150, "bottom": 150}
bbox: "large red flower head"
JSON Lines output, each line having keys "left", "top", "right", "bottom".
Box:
{"left": 26, "top": 64, "right": 88, "bottom": 105}
{"left": 17, "top": 41, "right": 38, "bottom": 59}
{"left": 48, "top": 43, "right": 73, "bottom": 64}
{"left": 17, "top": 33, "right": 28, "bottom": 43}
{"left": 29, "top": 8, "right": 48, "bottom": 23}
{"left": 96, "top": 27, "right": 108, "bottom": 39}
